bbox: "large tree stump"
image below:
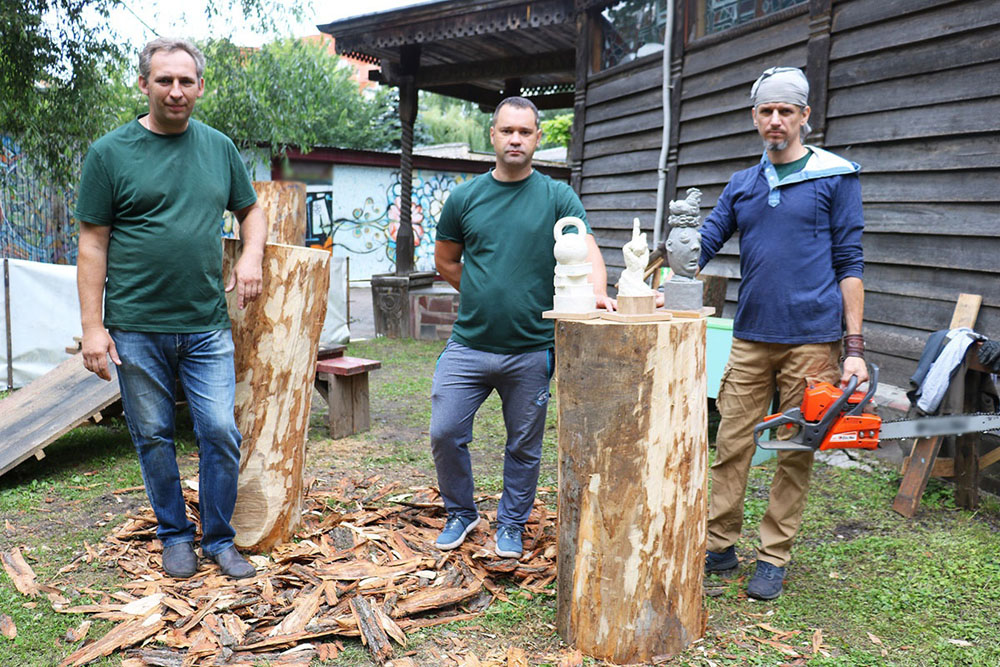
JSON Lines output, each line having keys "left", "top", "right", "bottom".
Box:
{"left": 555, "top": 318, "right": 708, "bottom": 663}
{"left": 223, "top": 240, "right": 329, "bottom": 551}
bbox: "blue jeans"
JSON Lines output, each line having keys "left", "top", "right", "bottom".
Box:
{"left": 430, "top": 340, "right": 553, "bottom": 527}
{"left": 110, "top": 329, "right": 242, "bottom": 556}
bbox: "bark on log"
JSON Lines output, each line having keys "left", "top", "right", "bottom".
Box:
{"left": 239, "top": 181, "right": 307, "bottom": 246}
{"left": 555, "top": 318, "right": 707, "bottom": 663}
{"left": 224, "top": 240, "right": 329, "bottom": 551}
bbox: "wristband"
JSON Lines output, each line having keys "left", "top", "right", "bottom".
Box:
{"left": 843, "top": 333, "right": 865, "bottom": 359}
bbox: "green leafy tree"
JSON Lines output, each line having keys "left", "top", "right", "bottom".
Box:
{"left": 540, "top": 112, "right": 573, "bottom": 149}
{"left": 195, "top": 37, "right": 395, "bottom": 160}
{"left": 417, "top": 92, "right": 491, "bottom": 152}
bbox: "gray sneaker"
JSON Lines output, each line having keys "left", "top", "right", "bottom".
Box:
{"left": 435, "top": 515, "right": 481, "bottom": 550}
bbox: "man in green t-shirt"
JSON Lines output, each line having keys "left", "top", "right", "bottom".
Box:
{"left": 75, "top": 38, "right": 267, "bottom": 580}
{"left": 430, "top": 97, "right": 614, "bottom": 558}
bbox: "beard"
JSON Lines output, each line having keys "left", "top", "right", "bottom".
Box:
{"left": 763, "top": 137, "right": 790, "bottom": 152}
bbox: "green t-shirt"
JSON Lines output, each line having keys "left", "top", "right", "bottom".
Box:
{"left": 74, "top": 118, "right": 257, "bottom": 333}
{"left": 774, "top": 148, "right": 813, "bottom": 180}
{"left": 437, "top": 170, "right": 590, "bottom": 353}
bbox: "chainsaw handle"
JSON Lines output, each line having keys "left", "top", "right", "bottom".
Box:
{"left": 845, "top": 363, "right": 879, "bottom": 417}
{"left": 753, "top": 408, "right": 806, "bottom": 448}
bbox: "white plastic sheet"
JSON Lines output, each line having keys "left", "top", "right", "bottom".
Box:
{"left": 319, "top": 255, "right": 350, "bottom": 347}
{"left": 1, "top": 258, "right": 81, "bottom": 388}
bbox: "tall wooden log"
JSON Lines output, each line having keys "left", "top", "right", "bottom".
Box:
{"left": 232, "top": 182, "right": 307, "bottom": 246}
{"left": 223, "top": 240, "right": 329, "bottom": 552}
{"left": 555, "top": 318, "right": 707, "bottom": 663}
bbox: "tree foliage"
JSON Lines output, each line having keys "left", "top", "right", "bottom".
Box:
{"left": 195, "top": 37, "right": 396, "bottom": 160}
{"left": 540, "top": 112, "right": 573, "bottom": 149}
{"left": 417, "top": 93, "right": 491, "bottom": 152}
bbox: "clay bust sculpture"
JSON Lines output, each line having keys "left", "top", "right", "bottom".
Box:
{"left": 666, "top": 188, "right": 703, "bottom": 281}
{"left": 618, "top": 217, "right": 654, "bottom": 296}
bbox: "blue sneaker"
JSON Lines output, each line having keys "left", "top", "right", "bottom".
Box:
{"left": 494, "top": 523, "right": 523, "bottom": 558}
{"left": 747, "top": 560, "right": 786, "bottom": 600}
{"left": 705, "top": 546, "right": 739, "bottom": 575}
{"left": 435, "top": 515, "right": 480, "bottom": 550}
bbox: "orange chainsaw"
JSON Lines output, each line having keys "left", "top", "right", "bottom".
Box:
{"left": 753, "top": 365, "right": 1000, "bottom": 452}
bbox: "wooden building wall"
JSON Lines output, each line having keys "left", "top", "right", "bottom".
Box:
{"left": 577, "top": 0, "right": 1000, "bottom": 387}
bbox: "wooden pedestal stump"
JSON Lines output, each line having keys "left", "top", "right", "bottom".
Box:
{"left": 555, "top": 318, "right": 708, "bottom": 663}
{"left": 223, "top": 240, "right": 330, "bottom": 552}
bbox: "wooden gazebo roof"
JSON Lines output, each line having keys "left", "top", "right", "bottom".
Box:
{"left": 317, "top": 0, "right": 579, "bottom": 109}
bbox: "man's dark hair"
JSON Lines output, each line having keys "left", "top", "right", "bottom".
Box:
{"left": 491, "top": 96, "right": 540, "bottom": 129}
{"left": 139, "top": 37, "right": 206, "bottom": 80}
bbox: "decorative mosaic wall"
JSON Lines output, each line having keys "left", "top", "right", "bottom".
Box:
{"left": 0, "top": 136, "right": 79, "bottom": 265}
{"left": 304, "top": 165, "right": 473, "bottom": 280}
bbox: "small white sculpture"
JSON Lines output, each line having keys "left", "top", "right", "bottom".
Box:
{"left": 618, "top": 218, "right": 654, "bottom": 297}
{"left": 552, "top": 216, "right": 596, "bottom": 313}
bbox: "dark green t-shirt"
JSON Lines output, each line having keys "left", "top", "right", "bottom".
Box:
{"left": 437, "top": 170, "right": 590, "bottom": 353}
{"left": 774, "top": 148, "right": 813, "bottom": 180}
{"left": 74, "top": 118, "right": 257, "bottom": 333}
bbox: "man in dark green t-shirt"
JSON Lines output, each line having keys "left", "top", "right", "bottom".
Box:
{"left": 430, "top": 97, "right": 614, "bottom": 558}
{"left": 75, "top": 38, "right": 267, "bottom": 580}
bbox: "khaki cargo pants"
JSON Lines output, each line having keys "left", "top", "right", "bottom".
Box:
{"left": 707, "top": 338, "right": 841, "bottom": 567}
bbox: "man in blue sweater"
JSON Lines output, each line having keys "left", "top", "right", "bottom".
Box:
{"left": 700, "top": 67, "right": 868, "bottom": 600}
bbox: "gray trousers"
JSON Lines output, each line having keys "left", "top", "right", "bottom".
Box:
{"left": 430, "top": 339, "right": 553, "bottom": 527}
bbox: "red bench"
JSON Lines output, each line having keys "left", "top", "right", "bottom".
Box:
{"left": 314, "top": 353, "right": 382, "bottom": 439}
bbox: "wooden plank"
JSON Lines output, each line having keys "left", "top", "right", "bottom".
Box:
{"left": 583, "top": 128, "right": 661, "bottom": 159}
{"left": 836, "top": 135, "right": 1000, "bottom": 173}
{"left": 681, "top": 45, "right": 806, "bottom": 101}
{"left": 892, "top": 436, "right": 944, "bottom": 517}
{"left": 829, "top": 29, "right": 1000, "bottom": 88}
{"left": 579, "top": 172, "right": 659, "bottom": 196}
{"left": 586, "top": 209, "right": 656, "bottom": 231}
{"left": 678, "top": 108, "right": 751, "bottom": 144}
{"left": 827, "top": 99, "right": 1000, "bottom": 145}
{"left": 585, "top": 60, "right": 662, "bottom": 107}
{"left": 680, "top": 85, "right": 755, "bottom": 122}
{"left": 316, "top": 356, "right": 381, "bottom": 377}
{"left": 580, "top": 191, "right": 658, "bottom": 211}
{"left": 857, "top": 170, "right": 1000, "bottom": 204}
{"left": 954, "top": 370, "right": 983, "bottom": 508}
{"left": 326, "top": 373, "right": 371, "bottom": 439}
{"left": 828, "top": 61, "right": 1000, "bottom": 117}
{"left": 676, "top": 159, "right": 754, "bottom": 189}
{"left": 584, "top": 108, "right": 663, "bottom": 143}
{"left": 863, "top": 292, "right": 993, "bottom": 333}
{"left": 863, "top": 203, "right": 1000, "bottom": 239}
{"left": 833, "top": 0, "right": 962, "bottom": 33}
{"left": 900, "top": 455, "right": 954, "bottom": 479}
{"left": 582, "top": 149, "right": 660, "bottom": 178}
{"left": 949, "top": 293, "right": 983, "bottom": 329}
{"left": 586, "top": 87, "right": 663, "bottom": 125}
{"left": 980, "top": 446, "right": 1000, "bottom": 471}
{"left": 683, "top": 14, "right": 808, "bottom": 77}
{"left": 677, "top": 134, "right": 760, "bottom": 166}
{"left": 0, "top": 356, "right": 121, "bottom": 478}
{"left": 862, "top": 232, "right": 1000, "bottom": 274}
{"left": 830, "top": 0, "right": 1000, "bottom": 61}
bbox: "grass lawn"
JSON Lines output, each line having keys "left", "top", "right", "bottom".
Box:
{"left": 2, "top": 336, "right": 999, "bottom": 665}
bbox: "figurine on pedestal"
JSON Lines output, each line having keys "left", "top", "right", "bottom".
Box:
{"left": 552, "top": 216, "right": 596, "bottom": 313}
{"left": 662, "top": 188, "right": 704, "bottom": 311}
{"left": 617, "top": 218, "right": 656, "bottom": 314}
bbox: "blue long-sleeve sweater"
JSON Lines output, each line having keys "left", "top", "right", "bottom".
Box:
{"left": 699, "top": 146, "right": 864, "bottom": 344}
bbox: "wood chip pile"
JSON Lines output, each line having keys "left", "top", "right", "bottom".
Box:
{"left": 4, "top": 476, "right": 559, "bottom": 666}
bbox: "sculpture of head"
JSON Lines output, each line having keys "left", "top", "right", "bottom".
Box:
{"left": 666, "top": 225, "right": 701, "bottom": 279}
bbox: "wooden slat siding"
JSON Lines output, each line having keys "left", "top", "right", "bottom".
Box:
{"left": 580, "top": 172, "right": 660, "bottom": 195}
{"left": 683, "top": 12, "right": 809, "bottom": 77}
{"left": 861, "top": 268, "right": 1000, "bottom": 311}
{"left": 859, "top": 171, "right": 1000, "bottom": 203}
{"left": 839, "top": 135, "right": 1000, "bottom": 173}
{"left": 586, "top": 87, "right": 663, "bottom": 124}
{"left": 584, "top": 57, "right": 662, "bottom": 107}
{"left": 582, "top": 150, "right": 661, "bottom": 177}
{"left": 584, "top": 128, "right": 662, "bottom": 159}
{"left": 866, "top": 292, "right": 1000, "bottom": 338}
{"left": 863, "top": 203, "right": 999, "bottom": 236}
{"left": 829, "top": 0, "right": 999, "bottom": 61}
{"left": 676, "top": 160, "right": 757, "bottom": 188}
{"left": 679, "top": 108, "right": 754, "bottom": 144}
{"left": 680, "top": 45, "right": 807, "bottom": 101}
{"left": 680, "top": 85, "right": 756, "bottom": 121}
{"left": 587, "top": 209, "right": 656, "bottom": 230}
{"left": 828, "top": 61, "right": 999, "bottom": 117}
{"left": 827, "top": 99, "right": 999, "bottom": 144}
{"left": 581, "top": 191, "right": 659, "bottom": 210}
{"left": 677, "top": 134, "right": 760, "bottom": 165}
{"left": 584, "top": 108, "right": 665, "bottom": 143}
{"left": 832, "top": 0, "right": 963, "bottom": 33}
{"left": 862, "top": 233, "right": 999, "bottom": 275}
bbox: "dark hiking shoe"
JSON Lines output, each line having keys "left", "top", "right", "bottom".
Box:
{"left": 212, "top": 546, "right": 256, "bottom": 579}
{"left": 747, "top": 560, "right": 786, "bottom": 600}
{"left": 705, "top": 546, "right": 739, "bottom": 575}
{"left": 162, "top": 542, "right": 197, "bottom": 578}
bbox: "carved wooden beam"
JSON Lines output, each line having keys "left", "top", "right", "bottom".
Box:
{"left": 424, "top": 83, "right": 573, "bottom": 110}
{"left": 378, "top": 50, "right": 574, "bottom": 87}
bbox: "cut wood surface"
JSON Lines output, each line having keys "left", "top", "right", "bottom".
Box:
{"left": 0, "top": 356, "right": 120, "bottom": 477}
{"left": 555, "top": 318, "right": 708, "bottom": 663}
{"left": 245, "top": 181, "right": 307, "bottom": 246}
{"left": 22, "top": 478, "right": 561, "bottom": 665}
{"left": 224, "top": 240, "right": 330, "bottom": 552}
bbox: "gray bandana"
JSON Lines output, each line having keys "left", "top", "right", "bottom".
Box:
{"left": 750, "top": 67, "right": 809, "bottom": 107}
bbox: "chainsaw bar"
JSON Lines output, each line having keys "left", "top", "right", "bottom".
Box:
{"left": 878, "top": 413, "right": 1000, "bottom": 441}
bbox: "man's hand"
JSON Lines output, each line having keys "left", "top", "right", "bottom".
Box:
{"left": 841, "top": 355, "right": 868, "bottom": 387}
{"left": 81, "top": 327, "right": 120, "bottom": 381}
{"left": 225, "top": 251, "right": 263, "bottom": 309}
{"left": 596, "top": 295, "right": 617, "bottom": 311}
{"left": 654, "top": 291, "right": 665, "bottom": 308}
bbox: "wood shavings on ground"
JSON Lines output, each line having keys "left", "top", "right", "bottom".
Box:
{"left": 25, "top": 477, "right": 557, "bottom": 666}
